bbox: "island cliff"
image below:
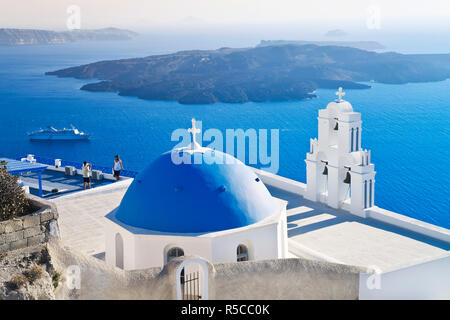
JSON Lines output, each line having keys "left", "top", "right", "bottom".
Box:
{"left": 46, "top": 44, "right": 450, "bottom": 104}
{"left": 0, "top": 28, "right": 137, "bottom": 45}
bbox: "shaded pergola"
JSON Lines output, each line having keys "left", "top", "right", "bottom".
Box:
{"left": 0, "top": 158, "right": 48, "bottom": 197}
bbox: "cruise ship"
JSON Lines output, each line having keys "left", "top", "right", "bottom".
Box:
{"left": 28, "top": 125, "right": 90, "bottom": 141}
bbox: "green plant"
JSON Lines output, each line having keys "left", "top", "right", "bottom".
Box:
{"left": 52, "top": 270, "right": 61, "bottom": 288}
{"left": 0, "top": 167, "right": 30, "bottom": 221}
{"left": 9, "top": 274, "right": 28, "bottom": 289}
{"left": 25, "top": 264, "right": 44, "bottom": 282}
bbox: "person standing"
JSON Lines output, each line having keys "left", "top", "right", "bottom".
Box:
{"left": 113, "top": 155, "right": 124, "bottom": 181}
{"left": 82, "top": 161, "right": 91, "bottom": 189}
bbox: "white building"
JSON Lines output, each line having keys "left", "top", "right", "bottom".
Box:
{"left": 50, "top": 87, "right": 449, "bottom": 299}
{"left": 105, "top": 120, "right": 288, "bottom": 270}
{"left": 305, "top": 88, "right": 376, "bottom": 217}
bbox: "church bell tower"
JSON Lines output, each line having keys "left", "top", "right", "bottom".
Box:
{"left": 305, "top": 88, "right": 376, "bottom": 217}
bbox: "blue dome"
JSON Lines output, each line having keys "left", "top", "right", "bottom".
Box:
{"left": 115, "top": 148, "right": 278, "bottom": 233}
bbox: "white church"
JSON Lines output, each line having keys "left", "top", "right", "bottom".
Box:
{"left": 104, "top": 87, "right": 375, "bottom": 270}
{"left": 98, "top": 87, "right": 448, "bottom": 300}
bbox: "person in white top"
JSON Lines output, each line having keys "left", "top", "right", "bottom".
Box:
{"left": 82, "top": 161, "right": 92, "bottom": 189}
{"left": 113, "top": 155, "right": 124, "bottom": 181}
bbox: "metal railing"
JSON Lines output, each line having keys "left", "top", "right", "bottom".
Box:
{"left": 17, "top": 155, "right": 139, "bottom": 178}
{"left": 182, "top": 271, "right": 201, "bottom": 300}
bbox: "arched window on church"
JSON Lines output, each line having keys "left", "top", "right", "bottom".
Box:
{"left": 167, "top": 247, "right": 184, "bottom": 263}
{"left": 356, "top": 127, "right": 359, "bottom": 151}
{"left": 236, "top": 244, "right": 249, "bottom": 262}
{"left": 364, "top": 180, "right": 368, "bottom": 209}
{"left": 167, "top": 247, "right": 185, "bottom": 283}
{"left": 351, "top": 128, "right": 354, "bottom": 152}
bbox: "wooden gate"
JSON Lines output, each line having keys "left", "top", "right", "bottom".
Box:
{"left": 181, "top": 271, "right": 201, "bottom": 300}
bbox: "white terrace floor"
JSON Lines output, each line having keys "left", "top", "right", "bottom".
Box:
{"left": 268, "top": 186, "right": 449, "bottom": 271}
{"left": 51, "top": 179, "right": 132, "bottom": 256}
{"left": 51, "top": 179, "right": 450, "bottom": 271}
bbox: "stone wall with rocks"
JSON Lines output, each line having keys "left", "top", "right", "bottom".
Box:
{"left": 0, "top": 195, "right": 59, "bottom": 253}
{"left": 212, "top": 258, "right": 362, "bottom": 299}
{"left": 49, "top": 246, "right": 364, "bottom": 300}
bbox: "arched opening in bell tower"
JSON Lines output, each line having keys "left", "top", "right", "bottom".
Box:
{"left": 329, "top": 118, "right": 339, "bottom": 146}
{"left": 317, "top": 152, "right": 328, "bottom": 197}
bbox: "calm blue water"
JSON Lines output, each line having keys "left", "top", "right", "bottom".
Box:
{"left": 0, "top": 40, "right": 449, "bottom": 228}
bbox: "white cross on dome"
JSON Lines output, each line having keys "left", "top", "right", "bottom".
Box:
{"left": 336, "top": 87, "right": 346, "bottom": 102}
{"left": 187, "top": 118, "right": 201, "bottom": 150}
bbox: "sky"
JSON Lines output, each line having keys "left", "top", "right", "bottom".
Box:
{"left": 1, "top": 1, "right": 449, "bottom": 52}
{"left": 1, "top": 0, "right": 449, "bottom": 30}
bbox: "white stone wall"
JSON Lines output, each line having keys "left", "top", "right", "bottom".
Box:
{"left": 213, "top": 258, "right": 361, "bottom": 300}
{"left": 133, "top": 236, "right": 213, "bottom": 270}
{"left": 210, "top": 223, "right": 282, "bottom": 264}
{"left": 359, "top": 255, "right": 450, "bottom": 299}
{"left": 52, "top": 240, "right": 363, "bottom": 300}
{"left": 104, "top": 205, "right": 287, "bottom": 270}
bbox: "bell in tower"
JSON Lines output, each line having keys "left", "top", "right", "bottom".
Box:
{"left": 322, "top": 165, "right": 328, "bottom": 175}
{"left": 333, "top": 118, "right": 339, "bottom": 131}
{"left": 343, "top": 171, "right": 351, "bottom": 184}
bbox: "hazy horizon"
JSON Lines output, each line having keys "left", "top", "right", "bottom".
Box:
{"left": 1, "top": 1, "right": 450, "bottom": 53}
{"left": 2, "top": 1, "right": 449, "bottom": 31}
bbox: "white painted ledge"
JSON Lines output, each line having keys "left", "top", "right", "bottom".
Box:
{"left": 252, "top": 168, "right": 306, "bottom": 196}
{"left": 249, "top": 167, "right": 449, "bottom": 245}
{"left": 367, "top": 206, "right": 450, "bottom": 243}
{"left": 51, "top": 179, "right": 132, "bottom": 202}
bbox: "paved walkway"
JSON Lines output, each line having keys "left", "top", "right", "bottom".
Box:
{"left": 50, "top": 179, "right": 131, "bottom": 255}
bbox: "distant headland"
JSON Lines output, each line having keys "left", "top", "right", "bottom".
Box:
{"left": 257, "top": 40, "right": 386, "bottom": 51}
{"left": 0, "top": 27, "right": 138, "bottom": 45}
{"left": 46, "top": 43, "right": 450, "bottom": 104}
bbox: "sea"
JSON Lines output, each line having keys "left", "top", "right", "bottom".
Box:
{"left": 0, "top": 37, "right": 449, "bottom": 228}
